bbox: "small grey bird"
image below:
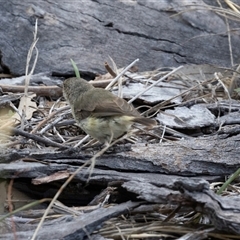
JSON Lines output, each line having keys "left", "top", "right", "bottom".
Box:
{"left": 63, "top": 77, "right": 156, "bottom": 145}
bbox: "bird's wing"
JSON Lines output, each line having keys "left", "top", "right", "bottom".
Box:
{"left": 93, "top": 97, "right": 140, "bottom": 117}
{"left": 76, "top": 88, "right": 140, "bottom": 118}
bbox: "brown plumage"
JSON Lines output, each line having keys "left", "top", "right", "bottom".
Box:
{"left": 63, "top": 77, "right": 156, "bottom": 144}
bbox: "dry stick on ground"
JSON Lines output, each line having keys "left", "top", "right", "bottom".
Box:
{"left": 105, "top": 61, "right": 117, "bottom": 77}
{"left": 89, "top": 79, "right": 113, "bottom": 88}
{"left": 44, "top": 98, "right": 67, "bottom": 143}
{"left": 105, "top": 58, "right": 139, "bottom": 90}
{"left": 39, "top": 115, "right": 67, "bottom": 135}
{"left": 30, "top": 106, "right": 70, "bottom": 134}
{"left": 13, "top": 128, "right": 68, "bottom": 148}
{"left": 0, "top": 85, "right": 63, "bottom": 98}
{"left": 0, "top": 79, "right": 109, "bottom": 96}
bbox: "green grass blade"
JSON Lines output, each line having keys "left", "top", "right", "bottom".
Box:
{"left": 70, "top": 59, "right": 80, "bottom": 78}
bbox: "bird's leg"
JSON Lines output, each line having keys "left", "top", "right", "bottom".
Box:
{"left": 108, "top": 128, "right": 114, "bottom": 145}
{"left": 86, "top": 142, "right": 111, "bottom": 182}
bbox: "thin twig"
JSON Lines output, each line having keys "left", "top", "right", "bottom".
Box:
{"left": 0, "top": 84, "right": 62, "bottom": 97}
{"left": 104, "top": 62, "right": 117, "bottom": 77}
{"left": 50, "top": 98, "right": 67, "bottom": 143}
{"left": 74, "top": 135, "right": 90, "bottom": 148}
{"left": 39, "top": 115, "right": 66, "bottom": 134}
{"left": 13, "top": 128, "right": 67, "bottom": 148}
{"left": 9, "top": 101, "right": 22, "bottom": 119}
{"left": 128, "top": 66, "right": 183, "bottom": 104}
{"left": 30, "top": 106, "right": 70, "bottom": 134}
{"left": 159, "top": 125, "right": 166, "bottom": 144}
{"left": 105, "top": 58, "right": 139, "bottom": 90}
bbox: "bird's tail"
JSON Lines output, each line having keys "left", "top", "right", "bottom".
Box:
{"left": 133, "top": 117, "right": 157, "bottom": 127}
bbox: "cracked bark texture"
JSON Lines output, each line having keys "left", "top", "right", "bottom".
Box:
{"left": 1, "top": 0, "right": 240, "bottom": 75}
{"left": 1, "top": 133, "right": 240, "bottom": 177}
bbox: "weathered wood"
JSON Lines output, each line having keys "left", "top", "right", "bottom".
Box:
{"left": 2, "top": 132, "right": 239, "bottom": 176}
{"left": 1, "top": 134, "right": 240, "bottom": 236}
{"left": 1, "top": 1, "right": 240, "bottom": 237}
{"left": 122, "top": 179, "right": 240, "bottom": 234}
{"left": 1, "top": 1, "right": 240, "bottom": 75}
{"left": 1, "top": 166, "right": 240, "bottom": 236}
{"left": 0, "top": 201, "right": 140, "bottom": 240}
{"left": 157, "top": 104, "right": 216, "bottom": 129}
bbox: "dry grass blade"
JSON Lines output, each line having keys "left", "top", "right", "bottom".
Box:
{"left": 24, "top": 19, "right": 39, "bottom": 95}
{"left": 0, "top": 198, "right": 52, "bottom": 222}
{"left": 228, "top": 64, "right": 240, "bottom": 96}
{"left": 177, "top": 228, "right": 215, "bottom": 240}
{"left": 217, "top": 0, "right": 234, "bottom": 66}
{"left": 21, "top": 19, "right": 39, "bottom": 129}
{"left": 109, "top": 56, "right": 123, "bottom": 98}
{"left": 99, "top": 219, "right": 239, "bottom": 239}
{"left": 214, "top": 72, "right": 232, "bottom": 112}
{"left": 172, "top": 4, "right": 240, "bottom": 22}
{"left": 224, "top": 0, "right": 240, "bottom": 13}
